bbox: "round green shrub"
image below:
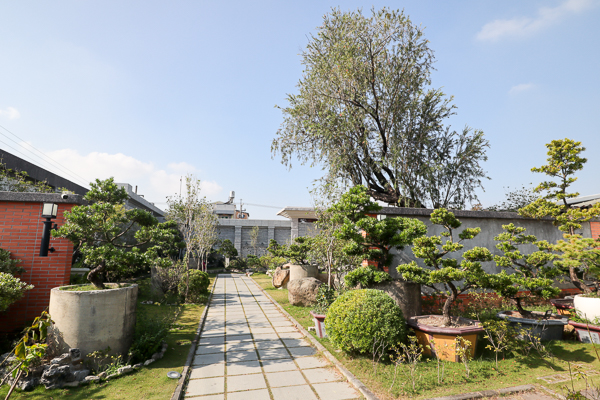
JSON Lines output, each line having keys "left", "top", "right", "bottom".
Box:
{"left": 178, "top": 269, "right": 210, "bottom": 303}
{"left": 325, "top": 289, "right": 406, "bottom": 354}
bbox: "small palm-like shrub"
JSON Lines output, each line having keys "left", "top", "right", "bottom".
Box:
{"left": 325, "top": 289, "right": 407, "bottom": 354}
{"left": 178, "top": 269, "right": 210, "bottom": 303}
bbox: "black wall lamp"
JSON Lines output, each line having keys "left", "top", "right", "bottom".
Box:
{"left": 39, "top": 203, "right": 58, "bottom": 257}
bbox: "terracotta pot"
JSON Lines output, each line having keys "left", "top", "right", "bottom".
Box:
{"left": 309, "top": 311, "right": 326, "bottom": 338}
{"left": 497, "top": 311, "right": 568, "bottom": 341}
{"left": 407, "top": 315, "right": 483, "bottom": 362}
{"left": 569, "top": 320, "right": 600, "bottom": 344}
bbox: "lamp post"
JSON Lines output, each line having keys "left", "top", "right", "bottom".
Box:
{"left": 39, "top": 203, "right": 58, "bottom": 257}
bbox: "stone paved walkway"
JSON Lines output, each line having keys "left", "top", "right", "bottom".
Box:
{"left": 184, "top": 274, "right": 362, "bottom": 400}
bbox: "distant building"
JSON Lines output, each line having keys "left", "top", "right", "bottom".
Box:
{"left": 115, "top": 183, "right": 166, "bottom": 221}
{"left": 212, "top": 191, "right": 249, "bottom": 220}
{"left": 0, "top": 149, "right": 88, "bottom": 195}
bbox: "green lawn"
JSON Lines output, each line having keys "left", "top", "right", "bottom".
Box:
{"left": 252, "top": 273, "right": 600, "bottom": 400}
{"left": 0, "top": 276, "right": 214, "bottom": 400}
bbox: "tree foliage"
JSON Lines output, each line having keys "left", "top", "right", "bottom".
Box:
{"left": 272, "top": 7, "right": 489, "bottom": 209}
{"left": 486, "top": 224, "right": 560, "bottom": 317}
{"left": 0, "top": 158, "right": 54, "bottom": 193}
{"left": 328, "top": 185, "right": 427, "bottom": 271}
{"left": 519, "top": 139, "right": 600, "bottom": 294}
{"left": 487, "top": 185, "right": 539, "bottom": 212}
{"left": 397, "top": 208, "right": 494, "bottom": 326}
{"left": 54, "top": 178, "right": 179, "bottom": 288}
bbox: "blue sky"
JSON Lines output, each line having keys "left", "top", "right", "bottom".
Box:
{"left": 1, "top": 0, "right": 599, "bottom": 219}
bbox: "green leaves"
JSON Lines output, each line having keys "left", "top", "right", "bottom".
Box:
{"left": 328, "top": 185, "right": 426, "bottom": 270}
{"left": 272, "top": 7, "right": 489, "bottom": 209}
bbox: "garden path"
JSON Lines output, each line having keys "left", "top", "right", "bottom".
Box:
{"left": 183, "top": 274, "right": 361, "bottom": 400}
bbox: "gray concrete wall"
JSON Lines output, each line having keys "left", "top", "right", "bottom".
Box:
{"left": 217, "top": 219, "right": 292, "bottom": 257}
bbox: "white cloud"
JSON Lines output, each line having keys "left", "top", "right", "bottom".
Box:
{"left": 509, "top": 83, "right": 534, "bottom": 94}
{"left": 476, "top": 0, "right": 596, "bottom": 42}
{"left": 38, "top": 148, "right": 222, "bottom": 207}
{"left": 0, "top": 107, "right": 21, "bottom": 120}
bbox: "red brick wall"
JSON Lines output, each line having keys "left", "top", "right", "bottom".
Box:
{"left": 591, "top": 221, "right": 600, "bottom": 239}
{"left": 0, "top": 201, "right": 75, "bottom": 333}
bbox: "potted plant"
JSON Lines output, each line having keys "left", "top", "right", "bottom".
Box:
{"left": 397, "top": 208, "right": 494, "bottom": 362}
{"left": 51, "top": 178, "right": 179, "bottom": 356}
{"left": 519, "top": 139, "right": 600, "bottom": 319}
{"left": 490, "top": 223, "right": 568, "bottom": 340}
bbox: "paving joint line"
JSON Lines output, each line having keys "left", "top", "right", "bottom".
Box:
{"left": 248, "top": 276, "right": 378, "bottom": 400}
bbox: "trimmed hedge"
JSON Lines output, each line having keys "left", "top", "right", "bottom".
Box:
{"left": 325, "top": 289, "right": 407, "bottom": 354}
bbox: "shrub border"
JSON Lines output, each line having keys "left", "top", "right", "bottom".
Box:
{"left": 170, "top": 276, "right": 217, "bottom": 400}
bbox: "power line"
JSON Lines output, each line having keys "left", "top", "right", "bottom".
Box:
{"left": 243, "top": 202, "right": 283, "bottom": 209}
{"left": 0, "top": 124, "right": 90, "bottom": 187}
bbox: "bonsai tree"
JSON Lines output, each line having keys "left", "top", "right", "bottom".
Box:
{"left": 488, "top": 224, "right": 560, "bottom": 318}
{"left": 328, "top": 185, "right": 427, "bottom": 272}
{"left": 520, "top": 138, "right": 600, "bottom": 294}
{"left": 54, "top": 178, "right": 179, "bottom": 289}
{"left": 267, "top": 237, "right": 314, "bottom": 266}
{"left": 397, "top": 208, "right": 494, "bottom": 326}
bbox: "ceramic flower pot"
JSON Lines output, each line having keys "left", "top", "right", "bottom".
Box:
{"left": 407, "top": 315, "right": 483, "bottom": 362}
{"left": 573, "top": 295, "right": 600, "bottom": 323}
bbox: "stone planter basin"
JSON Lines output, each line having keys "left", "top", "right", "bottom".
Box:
{"left": 407, "top": 315, "right": 483, "bottom": 362}
{"left": 49, "top": 283, "right": 138, "bottom": 356}
{"left": 573, "top": 295, "right": 600, "bottom": 323}
{"left": 497, "top": 311, "right": 568, "bottom": 341}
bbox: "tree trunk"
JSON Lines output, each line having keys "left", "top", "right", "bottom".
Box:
{"left": 441, "top": 285, "right": 457, "bottom": 326}
{"left": 87, "top": 263, "right": 106, "bottom": 289}
{"left": 513, "top": 297, "right": 533, "bottom": 318}
{"left": 570, "top": 267, "right": 593, "bottom": 294}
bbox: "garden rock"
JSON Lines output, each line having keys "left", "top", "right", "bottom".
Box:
{"left": 73, "top": 369, "right": 90, "bottom": 381}
{"left": 272, "top": 267, "right": 290, "bottom": 288}
{"left": 41, "top": 364, "right": 71, "bottom": 389}
{"left": 288, "top": 277, "right": 322, "bottom": 306}
{"left": 18, "top": 377, "right": 39, "bottom": 391}
{"left": 69, "top": 348, "right": 82, "bottom": 363}
{"left": 50, "top": 353, "right": 71, "bottom": 365}
{"left": 84, "top": 375, "right": 100, "bottom": 383}
{"left": 118, "top": 365, "right": 133, "bottom": 375}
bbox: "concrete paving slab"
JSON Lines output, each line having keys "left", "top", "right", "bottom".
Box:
{"left": 199, "top": 336, "right": 225, "bottom": 346}
{"left": 227, "top": 341, "right": 256, "bottom": 351}
{"left": 184, "top": 394, "right": 224, "bottom": 400}
{"left": 266, "top": 370, "right": 308, "bottom": 387}
{"left": 275, "top": 326, "right": 300, "bottom": 333}
{"left": 255, "top": 340, "right": 284, "bottom": 349}
{"left": 189, "top": 363, "right": 225, "bottom": 379}
{"left": 281, "top": 338, "right": 311, "bottom": 348}
{"left": 302, "top": 367, "right": 344, "bottom": 384}
{"left": 294, "top": 356, "right": 330, "bottom": 370}
{"left": 195, "top": 344, "right": 225, "bottom": 355}
{"left": 226, "top": 389, "right": 270, "bottom": 400}
{"left": 226, "top": 326, "right": 252, "bottom": 335}
{"left": 185, "top": 376, "right": 224, "bottom": 397}
{"left": 193, "top": 352, "right": 225, "bottom": 365}
{"left": 226, "top": 334, "right": 253, "bottom": 342}
{"left": 312, "top": 381, "right": 360, "bottom": 400}
{"left": 227, "top": 350, "right": 259, "bottom": 362}
{"left": 277, "top": 331, "right": 304, "bottom": 339}
{"left": 253, "top": 333, "right": 280, "bottom": 341}
{"left": 227, "top": 360, "right": 262, "bottom": 376}
{"left": 258, "top": 348, "right": 292, "bottom": 360}
{"left": 271, "top": 385, "right": 318, "bottom": 400}
{"left": 270, "top": 320, "right": 294, "bottom": 327}
{"left": 251, "top": 327, "right": 277, "bottom": 334}
{"left": 227, "top": 373, "right": 268, "bottom": 392}
{"left": 262, "top": 358, "right": 299, "bottom": 373}
{"left": 289, "top": 346, "right": 316, "bottom": 358}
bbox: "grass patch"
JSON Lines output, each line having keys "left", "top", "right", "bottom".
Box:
{"left": 251, "top": 273, "right": 600, "bottom": 400}
{"left": 0, "top": 276, "right": 214, "bottom": 400}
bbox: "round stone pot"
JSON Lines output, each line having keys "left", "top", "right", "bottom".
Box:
{"left": 49, "top": 283, "right": 138, "bottom": 356}
{"left": 574, "top": 295, "right": 600, "bottom": 323}
{"left": 497, "top": 311, "right": 568, "bottom": 341}
{"left": 289, "top": 264, "right": 318, "bottom": 282}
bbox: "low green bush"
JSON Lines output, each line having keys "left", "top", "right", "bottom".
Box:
{"left": 344, "top": 265, "right": 391, "bottom": 288}
{"left": 325, "top": 289, "right": 407, "bottom": 355}
{"left": 178, "top": 269, "right": 210, "bottom": 303}
{"left": 127, "top": 307, "right": 175, "bottom": 364}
